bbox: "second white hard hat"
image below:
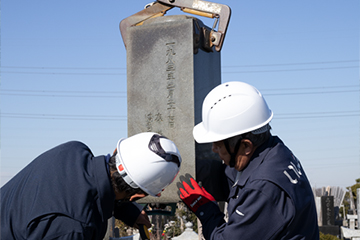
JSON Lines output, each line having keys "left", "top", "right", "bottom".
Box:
{"left": 193, "top": 81, "right": 273, "bottom": 143}
{"left": 115, "top": 132, "right": 181, "bottom": 197}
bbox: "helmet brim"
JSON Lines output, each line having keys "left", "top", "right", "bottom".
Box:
{"left": 193, "top": 122, "right": 222, "bottom": 143}
{"left": 193, "top": 111, "right": 273, "bottom": 144}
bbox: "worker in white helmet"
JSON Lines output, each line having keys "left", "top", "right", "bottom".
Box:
{"left": 1, "top": 132, "right": 181, "bottom": 240}
{"left": 177, "top": 81, "right": 319, "bottom": 239}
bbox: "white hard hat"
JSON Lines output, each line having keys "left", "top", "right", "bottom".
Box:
{"left": 115, "top": 132, "right": 181, "bottom": 197}
{"left": 193, "top": 81, "right": 273, "bottom": 143}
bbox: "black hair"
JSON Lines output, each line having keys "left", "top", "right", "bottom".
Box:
{"left": 108, "top": 151, "right": 146, "bottom": 196}
{"left": 228, "top": 124, "right": 272, "bottom": 149}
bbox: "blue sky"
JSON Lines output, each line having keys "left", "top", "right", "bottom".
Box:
{"left": 1, "top": 0, "right": 359, "bottom": 189}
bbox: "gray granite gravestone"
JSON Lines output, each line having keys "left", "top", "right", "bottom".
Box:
{"left": 321, "top": 196, "right": 335, "bottom": 226}
{"left": 126, "top": 15, "right": 222, "bottom": 203}
{"left": 319, "top": 196, "right": 340, "bottom": 237}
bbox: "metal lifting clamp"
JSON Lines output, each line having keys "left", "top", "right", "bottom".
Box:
{"left": 120, "top": 0, "right": 231, "bottom": 52}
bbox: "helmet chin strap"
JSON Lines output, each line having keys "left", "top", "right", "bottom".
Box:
{"left": 223, "top": 138, "right": 242, "bottom": 168}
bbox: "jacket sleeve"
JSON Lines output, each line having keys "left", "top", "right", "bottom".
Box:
{"left": 198, "top": 185, "right": 292, "bottom": 240}
{"left": 113, "top": 201, "right": 144, "bottom": 227}
{"left": 196, "top": 202, "right": 226, "bottom": 240}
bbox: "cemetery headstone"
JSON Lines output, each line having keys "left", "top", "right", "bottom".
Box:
{"left": 126, "top": 15, "right": 222, "bottom": 203}
{"left": 319, "top": 196, "right": 340, "bottom": 237}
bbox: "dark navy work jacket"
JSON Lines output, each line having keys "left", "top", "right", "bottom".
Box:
{"left": 1, "top": 141, "right": 115, "bottom": 240}
{"left": 197, "top": 135, "right": 319, "bottom": 240}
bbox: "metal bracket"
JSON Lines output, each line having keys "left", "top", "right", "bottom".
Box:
{"left": 120, "top": 0, "right": 231, "bottom": 52}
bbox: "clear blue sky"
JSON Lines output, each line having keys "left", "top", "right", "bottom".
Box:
{"left": 1, "top": 0, "right": 359, "bottom": 189}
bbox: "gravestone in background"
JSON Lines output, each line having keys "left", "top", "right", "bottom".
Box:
{"left": 319, "top": 196, "right": 340, "bottom": 237}
{"left": 321, "top": 196, "right": 335, "bottom": 226}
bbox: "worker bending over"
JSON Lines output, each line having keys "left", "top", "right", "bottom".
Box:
{"left": 1, "top": 132, "right": 181, "bottom": 240}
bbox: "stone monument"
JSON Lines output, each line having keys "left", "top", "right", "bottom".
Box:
{"left": 124, "top": 14, "right": 223, "bottom": 203}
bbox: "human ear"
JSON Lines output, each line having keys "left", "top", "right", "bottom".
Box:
{"left": 242, "top": 139, "right": 254, "bottom": 156}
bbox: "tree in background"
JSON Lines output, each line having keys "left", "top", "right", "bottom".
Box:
{"left": 340, "top": 178, "right": 360, "bottom": 218}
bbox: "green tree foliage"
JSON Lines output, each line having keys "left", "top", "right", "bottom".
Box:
{"left": 349, "top": 178, "right": 360, "bottom": 203}
{"left": 340, "top": 178, "right": 360, "bottom": 218}
{"left": 319, "top": 232, "right": 340, "bottom": 240}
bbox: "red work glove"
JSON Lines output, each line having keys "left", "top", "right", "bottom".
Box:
{"left": 177, "top": 174, "right": 215, "bottom": 213}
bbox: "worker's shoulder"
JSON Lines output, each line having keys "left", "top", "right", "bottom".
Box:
{"left": 246, "top": 142, "right": 299, "bottom": 188}
{"left": 54, "top": 140, "right": 89, "bottom": 149}
{"left": 45, "top": 141, "right": 93, "bottom": 157}
{"left": 60, "top": 140, "right": 89, "bottom": 148}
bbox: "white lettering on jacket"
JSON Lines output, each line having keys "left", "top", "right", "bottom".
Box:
{"left": 236, "top": 210, "right": 245, "bottom": 216}
{"left": 284, "top": 160, "right": 303, "bottom": 184}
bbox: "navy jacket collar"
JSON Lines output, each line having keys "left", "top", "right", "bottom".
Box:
{"left": 93, "top": 155, "right": 115, "bottom": 221}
